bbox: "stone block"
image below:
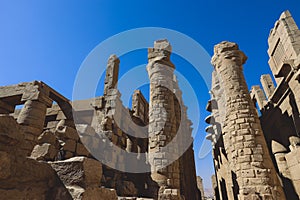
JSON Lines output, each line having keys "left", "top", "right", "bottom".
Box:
{"left": 76, "top": 124, "right": 97, "bottom": 137}
{"left": 24, "top": 132, "right": 36, "bottom": 141}
{"left": 0, "top": 154, "right": 72, "bottom": 200}
{"left": 0, "top": 116, "right": 23, "bottom": 145}
{"left": 116, "top": 181, "right": 138, "bottom": 196}
{"left": 50, "top": 156, "right": 102, "bottom": 188}
{"left": 67, "top": 186, "right": 118, "bottom": 200}
{"left": 288, "top": 164, "right": 300, "bottom": 180}
{"left": 241, "top": 169, "right": 255, "bottom": 178}
{"left": 56, "top": 126, "right": 80, "bottom": 141}
{"left": 38, "top": 130, "right": 58, "bottom": 146}
{"left": 0, "top": 151, "right": 12, "bottom": 179}
{"left": 286, "top": 148, "right": 300, "bottom": 167}
{"left": 76, "top": 143, "right": 90, "bottom": 157}
{"left": 21, "top": 125, "right": 43, "bottom": 136}
{"left": 17, "top": 100, "right": 47, "bottom": 130}
{"left": 47, "top": 121, "right": 58, "bottom": 129}
{"left": 65, "top": 151, "right": 74, "bottom": 159}
{"left": 30, "top": 143, "right": 58, "bottom": 161}
{"left": 20, "top": 139, "right": 35, "bottom": 153}
{"left": 238, "top": 155, "right": 251, "bottom": 163}
{"left": 63, "top": 139, "right": 77, "bottom": 152}
{"left": 252, "top": 154, "right": 263, "bottom": 162}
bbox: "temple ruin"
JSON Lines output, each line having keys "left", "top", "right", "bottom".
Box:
{"left": 206, "top": 10, "right": 300, "bottom": 200}
{"left": 0, "top": 40, "right": 200, "bottom": 199}
{"left": 0, "top": 9, "right": 300, "bottom": 200}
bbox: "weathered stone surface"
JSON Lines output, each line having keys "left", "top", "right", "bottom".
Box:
{"left": 196, "top": 176, "right": 205, "bottom": 200}
{"left": 67, "top": 186, "right": 118, "bottom": 200}
{"left": 147, "top": 40, "right": 182, "bottom": 200}
{"left": 76, "top": 142, "right": 90, "bottom": 156}
{"left": 0, "top": 116, "right": 23, "bottom": 147}
{"left": 260, "top": 74, "right": 275, "bottom": 98}
{"left": 0, "top": 39, "right": 213, "bottom": 199}
{"left": 104, "top": 54, "right": 120, "bottom": 95}
{"left": 30, "top": 143, "right": 58, "bottom": 161}
{"left": 38, "top": 130, "right": 59, "bottom": 147}
{"left": 56, "top": 124, "right": 80, "bottom": 141}
{"left": 0, "top": 115, "right": 72, "bottom": 200}
{"left": 116, "top": 181, "right": 138, "bottom": 197}
{"left": 207, "top": 41, "right": 286, "bottom": 200}
{"left": 50, "top": 156, "right": 102, "bottom": 188}
{"left": 0, "top": 151, "right": 11, "bottom": 179}
{"left": 63, "top": 139, "right": 77, "bottom": 152}
{"left": 2, "top": 147, "right": 70, "bottom": 198}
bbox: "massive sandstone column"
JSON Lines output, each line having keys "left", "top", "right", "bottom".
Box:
{"left": 147, "top": 40, "right": 182, "bottom": 200}
{"left": 211, "top": 41, "right": 286, "bottom": 200}
{"left": 173, "top": 75, "right": 200, "bottom": 200}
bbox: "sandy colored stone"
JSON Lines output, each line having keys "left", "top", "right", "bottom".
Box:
{"left": 50, "top": 156, "right": 102, "bottom": 188}
{"left": 30, "top": 143, "right": 58, "bottom": 161}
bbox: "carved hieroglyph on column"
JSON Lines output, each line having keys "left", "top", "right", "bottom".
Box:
{"left": 147, "top": 40, "right": 182, "bottom": 200}
{"left": 211, "top": 41, "right": 286, "bottom": 200}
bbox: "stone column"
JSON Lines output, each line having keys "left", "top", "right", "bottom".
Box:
{"left": 250, "top": 85, "right": 267, "bottom": 110}
{"left": 260, "top": 74, "right": 275, "bottom": 99}
{"left": 104, "top": 54, "right": 120, "bottom": 95}
{"left": 17, "top": 100, "right": 48, "bottom": 130}
{"left": 147, "top": 40, "right": 182, "bottom": 200}
{"left": 211, "top": 41, "right": 286, "bottom": 200}
{"left": 17, "top": 91, "right": 52, "bottom": 155}
{"left": 173, "top": 75, "right": 200, "bottom": 200}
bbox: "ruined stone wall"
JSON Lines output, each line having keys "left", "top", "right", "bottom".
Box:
{"left": 0, "top": 41, "right": 199, "bottom": 200}
{"left": 249, "top": 10, "right": 300, "bottom": 199}
{"left": 207, "top": 10, "right": 300, "bottom": 200}
{"left": 173, "top": 75, "right": 201, "bottom": 200}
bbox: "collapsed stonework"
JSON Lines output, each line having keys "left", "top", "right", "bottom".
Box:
{"left": 1, "top": 9, "right": 299, "bottom": 200}
{"left": 206, "top": 10, "right": 300, "bottom": 200}
{"left": 0, "top": 40, "right": 200, "bottom": 199}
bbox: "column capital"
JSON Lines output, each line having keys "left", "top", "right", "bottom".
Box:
{"left": 211, "top": 41, "right": 247, "bottom": 69}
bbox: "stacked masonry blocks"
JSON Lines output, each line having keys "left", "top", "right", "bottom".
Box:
{"left": 211, "top": 41, "right": 285, "bottom": 200}
{"left": 147, "top": 40, "right": 182, "bottom": 200}
{"left": 0, "top": 40, "right": 200, "bottom": 199}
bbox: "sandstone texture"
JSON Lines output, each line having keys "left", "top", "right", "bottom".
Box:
{"left": 206, "top": 10, "right": 300, "bottom": 200}
{"left": 0, "top": 41, "right": 199, "bottom": 199}
{"left": 1, "top": 9, "right": 300, "bottom": 200}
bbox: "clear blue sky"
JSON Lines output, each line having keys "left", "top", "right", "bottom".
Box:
{"left": 1, "top": 0, "right": 300, "bottom": 190}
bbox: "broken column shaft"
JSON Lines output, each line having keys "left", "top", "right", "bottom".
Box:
{"left": 147, "top": 40, "right": 182, "bottom": 199}
{"left": 211, "top": 41, "right": 286, "bottom": 200}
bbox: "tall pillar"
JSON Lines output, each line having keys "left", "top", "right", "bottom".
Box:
{"left": 260, "top": 74, "right": 275, "bottom": 99}
{"left": 147, "top": 40, "right": 182, "bottom": 200}
{"left": 173, "top": 75, "right": 200, "bottom": 200}
{"left": 104, "top": 54, "right": 120, "bottom": 95}
{"left": 17, "top": 90, "right": 52, "bottom": 155}
{"left": 211, "top": 41, "right": 286, "bottom": 200}
{"left": 250, "top": 85, "right": 267, "bottom": 110}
